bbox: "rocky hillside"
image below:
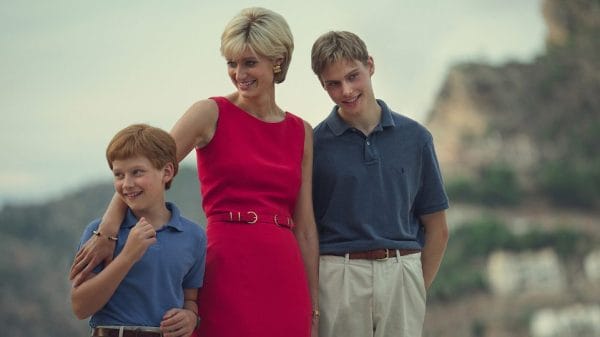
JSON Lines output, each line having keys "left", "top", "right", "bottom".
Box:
{"left": 427, "top": 0, "right": 600, "bottom": 209}
{"left": 1, "top": 1, "right": 598, "bottom": 337}
{"left": 423, "top": 1, "right": 600, "bottom": 336}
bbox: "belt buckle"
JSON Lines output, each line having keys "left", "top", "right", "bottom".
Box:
{"left": 228, "top": 211, "right": 258, "bottom": 224}
{"left": 273, "top": 214, "right": 293, "bottom": 228}
{"left": 376, "top": 249, "right": 390, "bottom": 261}
{"left": 246, "top": 211, "right": 258, "bottom": 224}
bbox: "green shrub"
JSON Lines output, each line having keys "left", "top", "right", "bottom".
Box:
{"left": 478, "top": 163, "right": 521, "bottom": 206}
{"left": 446, "top": 176, "right": 479, "bottom": 203}
{"left": 445, "top": 163, "right": 521, "bottom": 206}
{"left": 428, "top": 216, "right": 591, "bottom": 302}
{"left": 537, "top": 161, "right": 599, "bottom": 208}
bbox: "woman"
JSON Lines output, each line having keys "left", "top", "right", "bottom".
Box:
{"left": 71, "top": 7, "right": 319, "bottom": 337}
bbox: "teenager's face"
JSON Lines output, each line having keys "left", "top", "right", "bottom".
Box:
{"left": 111, "top": 156, "right": 170, "bottom": 215}
{"left": 320, "top": 58, "right": 375, "bottom": 116}
{"left": 226, "top": 47, "right": 276, "bottom": 98}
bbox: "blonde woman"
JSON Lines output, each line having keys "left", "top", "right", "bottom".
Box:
{"left": 71, "top": 7, "right": 318, "bottom": 337}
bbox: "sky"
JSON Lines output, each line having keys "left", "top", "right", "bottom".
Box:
{"left": 0, "top": 0, "right": 546, "bottom": 205}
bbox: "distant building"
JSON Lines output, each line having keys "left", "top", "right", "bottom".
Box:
{"left": 530, "top": 304, "right": 600, "bottom": 337}
{"left": 487, "top": 249, "right": 565, "bottom": 296}
{"left": 584, "top": 249, "right": 600, "bottom": 281}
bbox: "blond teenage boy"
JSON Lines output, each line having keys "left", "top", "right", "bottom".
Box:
{"left": 311, "top": 31, "right": 449, "bottom": 337}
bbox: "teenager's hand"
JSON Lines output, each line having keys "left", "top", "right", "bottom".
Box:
{"left": 121, "top": 217, "right": 157, "bottom": 263}
{"left": 311, "top": 315, "right": 319, "bottom": 337}
{"left": 160, "top": 308, "right": 197, "bottom": 337}
{"left": 70, "top": 232, "right": 116, "bottom": 287}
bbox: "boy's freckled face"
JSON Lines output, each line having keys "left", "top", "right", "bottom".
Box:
{"left": 111, "top": 156, "right": 166, "bottom": 213}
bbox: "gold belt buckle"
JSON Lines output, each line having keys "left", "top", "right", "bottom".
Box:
{"left": 376, "top": 249, "right": 390, "bottom": 261}
{"left": 246, "top": 211, "right": 258, "bottom": 224}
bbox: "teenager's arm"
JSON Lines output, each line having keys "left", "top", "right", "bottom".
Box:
{"left": 292, "top": 121, "right": 320, "bottom": 336}
{"left": 71, "top": 218, "right": 156, "bottom": 319}
{"left": 420, "top": 210, "right": 449, "bottom": 289}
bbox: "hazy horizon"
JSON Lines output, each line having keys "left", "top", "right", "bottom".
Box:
{"left": 1, "top": 0, "right": 545, "bottom": 205}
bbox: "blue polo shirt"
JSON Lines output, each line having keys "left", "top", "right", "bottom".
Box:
{"left": 313, "top": 99, "right": 449, "bottom": 254}
{"left": 77, "top": 202, "right": 206, "bottom": 327}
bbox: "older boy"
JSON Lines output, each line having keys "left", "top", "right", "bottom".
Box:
{"left": 311, "top": 31, "right": 449, "bottom": 337}
{"left": 71, "top": 124, "right": 206, "bottom": 337}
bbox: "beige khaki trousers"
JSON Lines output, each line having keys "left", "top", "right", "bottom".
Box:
{"left": 318, "top": 252, "right": 426, "bottom": 337}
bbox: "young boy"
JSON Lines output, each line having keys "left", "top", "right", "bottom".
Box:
{"left": 71, "top": 123, "right": 206, "bottom": 337}
{"left": 310, "top": 31, "right": 450, "bottom": 337}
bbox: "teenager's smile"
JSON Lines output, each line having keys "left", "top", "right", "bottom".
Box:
{"left": 342, "top": 93, "right": 361, "bottom": 106}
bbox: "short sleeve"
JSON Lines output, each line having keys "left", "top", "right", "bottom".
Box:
{"left": 182, "top": 230, "right": 207, "bottom": 289}
{"left": 414, "top": 137, "right": 449, "bottom": 215}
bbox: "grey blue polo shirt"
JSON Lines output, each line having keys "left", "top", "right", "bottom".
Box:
{"left": 313, "top": 99, "right": 449, "bottom": 254}
{"left": 78, "top": 202, "right": 206, "bottom": 327}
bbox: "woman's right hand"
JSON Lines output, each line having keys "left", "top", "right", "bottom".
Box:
{"left": 69, "top": 231, "right": 116, "bottom": 287}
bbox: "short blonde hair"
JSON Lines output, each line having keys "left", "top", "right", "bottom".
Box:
{"left": 221, "top": 7, "right": 294, "bottom": 84}
{"left": 106, "top": 124, "right": 178, "bottom": 190}
{"left": 311, "top": 31, "right": 369, "bottom": 78}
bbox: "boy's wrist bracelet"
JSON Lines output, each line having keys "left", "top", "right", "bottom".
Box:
{"left": 92, "top": 230, "right": 118, "bottom": 241}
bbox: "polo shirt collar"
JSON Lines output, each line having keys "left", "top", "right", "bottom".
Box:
{"left": 122, "top": 202, "right": 184, "bottom": 232}
{"left": 325, "top": 99, "right": 396, "bottom": 136}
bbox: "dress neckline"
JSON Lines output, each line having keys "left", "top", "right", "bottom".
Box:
{"left": 220, "top": 96, "right": 289, "bottom": 125}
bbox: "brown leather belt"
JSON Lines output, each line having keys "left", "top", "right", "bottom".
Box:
{"left": 328, "top": 248, "right": 421, "bottom": 260}
{"left": 92, "top": 327, "right": 162, "bottom": 337}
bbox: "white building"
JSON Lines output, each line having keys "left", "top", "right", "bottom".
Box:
{"left": 530, "top": 304, "right": 600, "bottom": 337}
{"left": 487, "top": 249, "right": 565, "bottom": 296}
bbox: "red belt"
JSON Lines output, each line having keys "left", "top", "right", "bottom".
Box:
{"left": 207, "top": 210, "right": 295, "bottom": 229}
{"left": 327, "top": 248, "right": 421, "bottom": 260}
{"left": 92, "top": 327, "right": 161, "bottom": 337}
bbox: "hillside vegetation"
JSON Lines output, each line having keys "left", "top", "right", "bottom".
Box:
{"left": 1, "top": 0, "right": 599, "bottom": 336}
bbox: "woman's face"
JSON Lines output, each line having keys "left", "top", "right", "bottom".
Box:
{"left": 226, "top": 47, "right": 276, "bottom": 97}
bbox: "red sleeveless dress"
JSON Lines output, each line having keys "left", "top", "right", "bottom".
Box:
{"left": 192, "top": 97, "right": 311, "bottom": 337}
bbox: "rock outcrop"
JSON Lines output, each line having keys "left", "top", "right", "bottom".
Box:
{"left": 426, "top": 0, "right": 600, "bottom": 207}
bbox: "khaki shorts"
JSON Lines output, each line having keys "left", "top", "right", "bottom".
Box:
{"left": 318, "top": 252, "right": 426, "bottom": 337}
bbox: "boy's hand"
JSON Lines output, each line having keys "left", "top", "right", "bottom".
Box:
{"left": 160, "top": 308, "right": 197, "bottom": 337}
{"left": 121, "top": 217, "right": 157, "bottom": 262}
{"left": 70, "top": 231, "right": 116, "bottom": 287}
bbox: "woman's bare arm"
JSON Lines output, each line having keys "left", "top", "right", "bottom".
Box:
{"left": 293, "top": 121, "right": 320, "bottom": 336}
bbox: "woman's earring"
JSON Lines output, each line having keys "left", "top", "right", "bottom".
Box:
{"left": 273, "top": 65, "right": 282, "bottom": 74}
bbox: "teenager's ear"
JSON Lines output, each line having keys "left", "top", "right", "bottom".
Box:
{"left": 367, "top": 56, "right": 375, "bottom": 76}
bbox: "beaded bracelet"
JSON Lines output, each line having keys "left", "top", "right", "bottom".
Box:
{"left": 92, "top": 230, "right": 118, "bottom": 241}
